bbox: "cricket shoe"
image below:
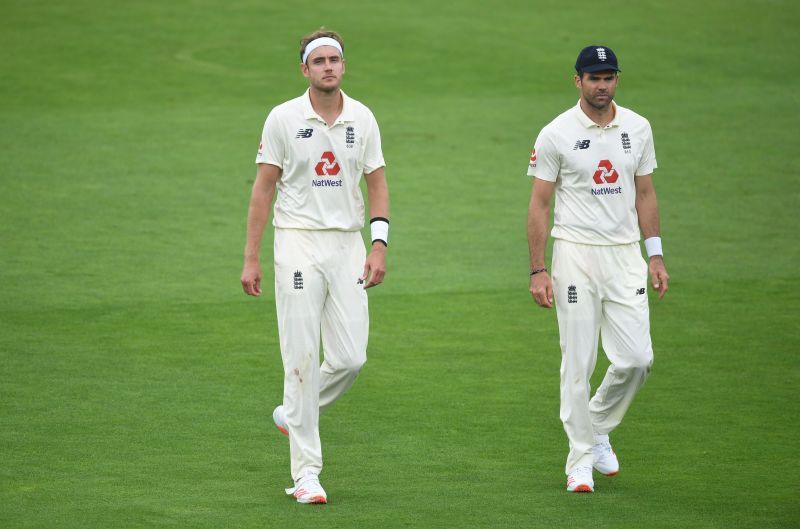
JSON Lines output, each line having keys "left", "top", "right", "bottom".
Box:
{"left": 272, "top": 405, "right": 288, "bottom": 437}
{"left": 566, "top": 465, "right": 594, "bottom": 493}
{"left": 592, "top": 434, "right": 619, "bottom": 476}
{"left": 285, "top": 471, "right": 327, "bottom": 504}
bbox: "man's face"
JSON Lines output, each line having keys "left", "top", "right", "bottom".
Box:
{"left": 301, "top": 46, "right": 345, "bottom": 92}
{"left": 575, "top": 71, "right": 618, "bottom": 111}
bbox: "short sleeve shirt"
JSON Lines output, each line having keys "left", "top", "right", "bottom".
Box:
{"left": 256, "top": 89, "right": 385, "bottom": 231}
{"left": 527, "top": 102, "right": 657, "bottom": 245}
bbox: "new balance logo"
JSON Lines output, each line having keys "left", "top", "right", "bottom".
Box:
{"left": 293, "top": 271, "right": 303, "bottom": 290}
{"left": 636, "top": 287, "right": 646, "bottom": 295}
{"left": 296, "top": 128, "right": 313, "bottom": 139}
{"left": 573, "top": 140, "right": 591, "bottom": 150}
{"left": 568, "top": 285, "right": 578, "bottom": 304}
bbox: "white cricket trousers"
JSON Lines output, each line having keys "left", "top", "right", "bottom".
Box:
{"left": 273, "top": 228, "right": 369, "bottom": 482}
{"left": 551, "top": 239, "right": 653, "bottom": 474}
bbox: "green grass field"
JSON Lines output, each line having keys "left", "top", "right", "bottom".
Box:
{"left": 2, "top": 0, "right": 799, "bottom": 527}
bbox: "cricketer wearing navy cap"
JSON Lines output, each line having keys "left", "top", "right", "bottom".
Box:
{"left": 526, "top": 44, "right": 669, "bottom": 493}
{"left": 575, "top": 45, "right": 621, "bottom": 73}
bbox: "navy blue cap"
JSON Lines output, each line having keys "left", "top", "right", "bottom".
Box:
{"left": 575, "top": 45, "right": 620, "bottom": 73}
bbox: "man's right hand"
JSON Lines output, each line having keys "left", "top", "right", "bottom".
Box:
{"left": 241, "top": 260, "right": 262, "bottom": 296}
{"left": 530, "top": 272, "right": 554, "bottom": 309}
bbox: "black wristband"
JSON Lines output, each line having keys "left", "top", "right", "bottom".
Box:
{"left": 530, "top": 267, "right": 547, "bottom": 276}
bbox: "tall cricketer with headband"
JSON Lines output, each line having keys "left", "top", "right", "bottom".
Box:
{"left": 241, "top": 29, "right": 389, "bottom": 504}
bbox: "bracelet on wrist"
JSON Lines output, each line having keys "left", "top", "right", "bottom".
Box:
{"left": 530, "top": 267, "right": 547, "bottom": 276}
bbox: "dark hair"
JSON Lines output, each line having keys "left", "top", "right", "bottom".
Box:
{"left": 299, "top": 28, "right": 344, "bottom": 63}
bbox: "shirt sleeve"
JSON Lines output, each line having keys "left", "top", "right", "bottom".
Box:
{"left": 362, "top": 112, "right": 386, "bottom": 174}
{"left": 636, "top": 121, "right": 657, "bottom": 176}
{"left": 255, "top": 109, "right": 285, "bottom": 167}
{"left": 527, "top": 127, "right": 560, "bottom": 182}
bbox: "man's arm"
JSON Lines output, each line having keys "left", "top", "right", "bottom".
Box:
{"left": 528, "top": 178, "right": 556, "bottom": 308}
{"left": 241, "top": 163, "right": 281, "bottom": 296}
{"left": 635, "top": 174, "right": 669, "bottom": 299}
{"left": 361, "top": 167, "right": 389, "bottom": 289}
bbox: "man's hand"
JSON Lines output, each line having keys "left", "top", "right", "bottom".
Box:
{"left": 649, "top": 256, "right": 669, "bottom": 299}
{"left": 361, "top": 244, "right": 386, "bottom": 289}
{"left": 241, "top": 259, "right": 262, "bottom": 296}
{"left": 530, "top": 271, "right": 554, "bottom": 308}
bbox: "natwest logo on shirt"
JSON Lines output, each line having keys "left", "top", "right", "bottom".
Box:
{"left": 592, "top": 159, "right": 619, "bottom": 184}
{"left": 591, "top": 159, "right": 622, "bottom": 196}
{"left": 315, "top": 151, "right": 341, "bottom": 176}
{"left": 312, "top": 151, "right": 343, "bottom": 188}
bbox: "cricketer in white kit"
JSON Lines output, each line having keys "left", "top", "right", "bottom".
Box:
{"left": 241, "top": 29, "right": 390, "bottom": 505}
{"left": 526, "top": 45, "right": 670, "bottom": 493}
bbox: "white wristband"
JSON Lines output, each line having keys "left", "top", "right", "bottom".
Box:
{"left": 644, "top": 236, "right": 663, "bottom": 258}
{"left": 370, "top": 217, "right": 389, "bottom": 247}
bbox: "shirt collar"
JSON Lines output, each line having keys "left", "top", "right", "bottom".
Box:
{"left": 574, "top": 100, "right": 619, "bottom": 129}
{"left": 302, "top": 89, "right": 354, "bottom": 125}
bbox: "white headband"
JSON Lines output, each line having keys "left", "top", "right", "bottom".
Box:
{"left": 302, "top": 37, "right": 343, "bottom": 64}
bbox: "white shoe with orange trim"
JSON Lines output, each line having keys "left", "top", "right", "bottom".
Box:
{"left": 285, "top": 471, "right": 327, "bottom": 504}
{"left": 592, "top": 434, "right": 619, "bottom": 476}
{"left": 272, "top": 405, "right": 288, "bottom": 437}
{"left": 566, "top": 465, "right": 594, "bottom": 493}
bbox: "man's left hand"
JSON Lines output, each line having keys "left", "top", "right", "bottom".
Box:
{"left": 649, "top": 256, "right": 669, "bottom": 299}
{"left": 361, "top": 244, "right": 387, "bottom": 289}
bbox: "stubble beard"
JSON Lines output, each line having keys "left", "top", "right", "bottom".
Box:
{"left": 317, "top": 84, "right": 339, "bottom": 94}
{"left": 587, "top": 93, "right": 613, "bottom": 112}
{"left": 311, "top": 73, "right": 342, "bottom": 94}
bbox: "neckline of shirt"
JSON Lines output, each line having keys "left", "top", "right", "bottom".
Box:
{"left": 574, "top": 100, "right": 620, "bottom": 130}
{"left": 302, "top": 88, "right": 355, "bottom": 126}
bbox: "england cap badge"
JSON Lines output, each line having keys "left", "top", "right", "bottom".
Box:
{"left": 575, "top": 45, "right": 620, "bottom": 73}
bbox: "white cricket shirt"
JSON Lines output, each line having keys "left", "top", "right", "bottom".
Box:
{"left": 528, "top": 101, "right": 657, "bottom": 245}
{"left": 256, "top": 89, "right": 385, "bottom": 230}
